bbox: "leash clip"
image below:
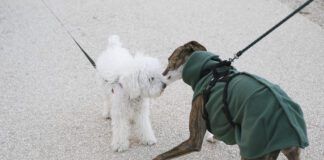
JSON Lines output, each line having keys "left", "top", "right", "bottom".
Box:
{"left": 228, "top": 52, "right": 241, "bottom": 63}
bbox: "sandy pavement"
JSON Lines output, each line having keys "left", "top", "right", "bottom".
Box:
{"left": 0, "top": 0, "right": 323, "bottom": 159}
{"left": 279, "top": 0, "right": 324, "bottom": 28}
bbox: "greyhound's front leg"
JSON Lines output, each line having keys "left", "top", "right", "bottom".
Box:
{"left": 153, "top": 95, "right": 207, "bottom": 160}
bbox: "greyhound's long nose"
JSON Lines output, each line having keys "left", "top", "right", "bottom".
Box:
{"left": 162, "top": 83, "right": 167, "bottom": 89}
{"left": 162, "top": 69, "right": 169, "bottom": 76}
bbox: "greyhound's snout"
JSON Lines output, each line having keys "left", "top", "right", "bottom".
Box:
{"left": 162, "top": 83, "right": 167, "bottom": 89}
{"left": 162, "top": 69, "right": 169, "bottom": 76}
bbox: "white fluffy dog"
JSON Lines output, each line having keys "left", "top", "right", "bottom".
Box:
{"left": 96, "top": 35, "right": 166, "bottom": 152}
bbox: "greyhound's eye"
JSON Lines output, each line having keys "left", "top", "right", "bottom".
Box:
{"left": 149, "top": 77, "right": 155, "bottom": 82}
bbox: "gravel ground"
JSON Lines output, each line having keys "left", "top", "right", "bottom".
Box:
{"left": 0, "top": 0, "right": 323, "bottom": 160}
{"left": 279, "top": 0, "right": 324, "bottom": 28}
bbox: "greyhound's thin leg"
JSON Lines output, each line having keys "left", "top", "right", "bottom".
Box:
{"left": 153, "top": 95, "right": 207, "bottom": 160}
{"left": 282, "top": 147, "right": 301, "bottom": 160}
{"left": 241, "top": 150, "right": 280, "bottom": 160}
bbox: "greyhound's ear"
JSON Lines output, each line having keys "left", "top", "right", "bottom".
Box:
{"left": 184, "top": 41, "right": 207, "bottom": 52}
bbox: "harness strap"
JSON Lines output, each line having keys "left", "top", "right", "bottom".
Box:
{"left": 202, "top": 75, "right": 219, "bottom": 131}
{"left": 202, "top": 65, "right": 232, "bottom": 130}
{"left": 222, "top": 72, "right": 243, "bottom": 128}
{"left": 202, "top": 67, "right": 231, "bottom": 130}
{"left": 203, "top": 69, "right": 245, "bottom": 128}
{"left": 201, "top": 93, "right": 211, "bottom": 131}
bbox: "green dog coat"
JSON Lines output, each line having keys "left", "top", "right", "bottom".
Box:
{"left": 182, "top": 51, "right": 309, "bottom": 159}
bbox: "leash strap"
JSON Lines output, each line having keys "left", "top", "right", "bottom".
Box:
{"left": 229, "top": 0, "right": 314, "bottom": 62}
{"left": 71, "top": 37, "right": 96, "bottom": 68}
{"left": 41, "top": 0, "right": 96, "bottom": 68}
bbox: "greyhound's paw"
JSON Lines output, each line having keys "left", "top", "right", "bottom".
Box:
{"left": 206, "top": 135, "right": 218, "bottom": 143}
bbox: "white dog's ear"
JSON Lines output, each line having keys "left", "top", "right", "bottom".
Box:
{"left": 119, "top": 72, "right": 141, "bottom": 99}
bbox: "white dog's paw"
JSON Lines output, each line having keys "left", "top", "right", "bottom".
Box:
{"left": 102, "top": 100, "right": 111, "bottom": 119}
{"left": 112, "top": 141, "right": 129, "bottom": 152}
{"left": 141, "top": 137, "right": 157, "bottom": 146}
{"left": 206, "top": 135, "right": 218, "bottom": 143}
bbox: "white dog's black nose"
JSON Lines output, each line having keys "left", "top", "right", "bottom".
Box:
{"left": 162, "top": 83, "right": 167, "bottom": 89}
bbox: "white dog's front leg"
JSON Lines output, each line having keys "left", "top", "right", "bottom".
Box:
{"left": 111, "top": 95, "right": 130, "bottom": 152}
{"left": 135, "top": 100, "right": 157, "bottom": 146}
{"left": 101, "top": 80, "right": 112, "bottom": 119}
{"left": 111, "top": 115, "right": 130, "bottom": 152}
{"left": 102, "top": 94, "right": 111, "bottom": 119}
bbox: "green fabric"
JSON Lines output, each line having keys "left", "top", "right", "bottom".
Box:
{"left": 182, "top": 51, "right": 309, "bottom": 159}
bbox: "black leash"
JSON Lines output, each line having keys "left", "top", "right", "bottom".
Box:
{"left": 203, "top": 0, "right": 314, "bottom": 128}
{"left": 71, "top": 36, "right": 96, "bottom": 68}
{"left": 42, "top": 0, "right": 313, "bottom": 69}
{"left": 41, "top": 0, "right": 96, "bottom": 68}
{"left": 228, "top": 0, "right": 314, "bottom": 63}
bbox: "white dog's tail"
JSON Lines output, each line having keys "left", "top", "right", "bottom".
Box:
{"left": 108, "top": 35, "right": 122, "bottom": 48}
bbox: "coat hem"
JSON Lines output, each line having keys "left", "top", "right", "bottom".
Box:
{"left": 240, "top": 142, "right": 308, "bottom": 159}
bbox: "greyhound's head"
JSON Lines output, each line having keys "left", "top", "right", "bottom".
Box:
{"left": 162, "top": 41, "right": 206, "bottom": 84}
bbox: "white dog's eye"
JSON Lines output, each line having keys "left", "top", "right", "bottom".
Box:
{"left": 149, "top": 77, "right": 154, "bottom": 82}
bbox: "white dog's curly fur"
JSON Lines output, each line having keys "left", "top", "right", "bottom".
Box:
{"left": 96, "top": 35, "right": 166, "bottom": 152}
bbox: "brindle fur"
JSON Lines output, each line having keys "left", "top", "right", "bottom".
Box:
{"left": 153, "top": 95, "right": 206, "bottom": 160}
{"left": 241, "top": 150, "right": 280, "bottom": 160}
{"left": 162, "top": 41, "right": 206, "bottom": 76}
{"left": 154, "top": 41, "right": 301, "bottom": 160}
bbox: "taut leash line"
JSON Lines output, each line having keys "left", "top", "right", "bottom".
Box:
{"left": 71, "top": 36, "right": 96, "bottom": 68}
{"left": 204, "top": 0, "right": 314, "bottom": 129}
{"left": 229, "top": 0, "right": 314, "bottom": 63}
{"left": 41, "top": 0, "right": 96, "bottom": 68}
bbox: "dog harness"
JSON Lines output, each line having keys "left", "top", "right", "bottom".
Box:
{"left": 182, "top": 51, "right": 308, "bottom": 159}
